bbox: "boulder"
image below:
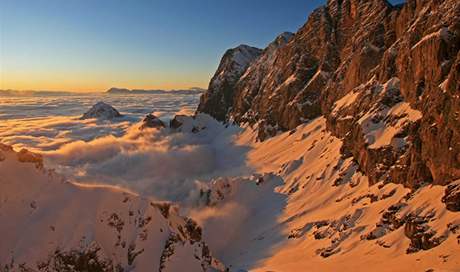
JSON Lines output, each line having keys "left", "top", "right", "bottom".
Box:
{"left": 140, "top": 114, "right": 165, "bottom": 130}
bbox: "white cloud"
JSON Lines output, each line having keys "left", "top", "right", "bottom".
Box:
{"left": 42, "top": 115, "right": 250, "bottom": 202}
{"left": 0, "top": 93, "right": 199, "bottom": 152}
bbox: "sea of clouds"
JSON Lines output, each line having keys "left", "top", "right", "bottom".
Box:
{"left": 0, "top": 92, "right": 284, "bottom": 267}
{"left": 0, "top": 92, "right": 252, "bottom": 202}
{"left": 0, "top": 93, "right": 198, "bottom": 152}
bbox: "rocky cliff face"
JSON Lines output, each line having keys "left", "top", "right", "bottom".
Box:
{"left": 198, "top": 0, "right": 460, "bottom": 189}
{"left": 197, "top": 45, "right": 262, "bottom": 121}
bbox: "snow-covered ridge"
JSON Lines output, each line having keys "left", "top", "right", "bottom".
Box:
{"left": 209, "top": 44, "right": 263, "bottom": 92}
{"left": 229, "top": 45, "right": 264, "bottom": 71}
{"left": 0, "top": 143, "right": 225, "bottom": 271}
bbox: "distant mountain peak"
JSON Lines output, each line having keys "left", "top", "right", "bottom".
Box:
{"left": 106, "top": 87, "right": 131, "bottom": 94}
{"left": 106, "top": 87, "right": 204, "bottom": 95}
{"left": 80, "top": 101, "right": 123, "bottom": 120}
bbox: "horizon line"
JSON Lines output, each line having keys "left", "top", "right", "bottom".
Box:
{"left": 0, "top": 86, "right": 207, "bottom": 94}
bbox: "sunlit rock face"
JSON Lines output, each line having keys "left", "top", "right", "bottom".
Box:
{"left": 442, "top": 180, "right": 460, "bottom": 212}
{"left": 81, "top": 101, "right": 123, "bottom": 120}
{"left": 198, "top": 0, "right": 460, "bottom": 189}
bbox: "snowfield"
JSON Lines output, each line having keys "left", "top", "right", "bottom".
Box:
{"left": 228, "top": 117, "right": 460, "bottom": 271}
{"left": 1, "top": 109, "right": 459, "bottom": 271}
{"left": 0, "top": 144, "right": 225, "bottom": 271}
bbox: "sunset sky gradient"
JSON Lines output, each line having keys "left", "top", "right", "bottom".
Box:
{"left": 0, "top": 0, "right": 403, "bottom": 92}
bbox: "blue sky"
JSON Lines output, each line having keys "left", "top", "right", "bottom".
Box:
{"left": 0, "top": 0, "right": 404, "bottom": 91}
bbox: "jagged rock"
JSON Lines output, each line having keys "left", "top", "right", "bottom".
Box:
{"left": 257, "top": 120, "right": 279, "bottom": 141}
{"left": 169, "top": 115, "right": 185, "bottom": 129}
{"left": 442, "top": 180, "right": 460, "bottom": 211}
{"left": 183, "top": 218, "right": 202, "bottom": 244}
{"left": 197, "top": 44, "right": 263, "bottom": 121}
{"left": 362, "top": 203, "right": 448, "bottom": 253}
{"left": 140, "top": 113, "right": 165, "bottom": 130}
{"left": 36, "top": 243, "right": 119, "bottom": 272}
{"left": 404, "top": 214, "right": 444, "bottom": 254}
{"left": 198, "top": 0, "right": 460, "bottom": 188}
{"left": 168, "top": 114, "right": 209, "bottom": 133}
{"left": 324, "top": 0, "right": 460, "bottom": 188}
{"left": 150, "top": 202, "right": 173, "bottom": 219}
{"left": 80, "top": 102, "right": 122, "bottom": 120}
{"left": 158, "top": 219, "right": 226, "bottom": 272}
{"left": 362, "top": 203, "right": 407, "bottom": 240}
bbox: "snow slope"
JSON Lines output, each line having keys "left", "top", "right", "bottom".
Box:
{"left": 196, "top": 117, "right": 460, "bottom": 271}
{"left": 1, "top": 114, "right": 459, "bottom": 271}
{"left": 0, "top": 144, "right": 225, "bottom": 271}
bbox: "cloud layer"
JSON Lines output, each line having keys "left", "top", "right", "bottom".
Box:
{"left": 0, "top": 93, "right": 199, "bottom": 152}
{"left": 45, "top": 117, "right": 249, "bottom": 202}
{"left": 0, "top": 93, "right": 251, "bottom": 202}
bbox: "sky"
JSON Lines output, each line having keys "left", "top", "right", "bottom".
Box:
{"left": 0, "top": 0, "right": 404, "bottom": 92}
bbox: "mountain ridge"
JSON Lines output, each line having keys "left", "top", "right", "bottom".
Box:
{"left": 107, "top": 87, "right": 205, "bottom": 95}
{"left": 198, "top": 0, "right": 460, "bottom": 190}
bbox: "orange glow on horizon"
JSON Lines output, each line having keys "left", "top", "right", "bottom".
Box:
{"left": 0, "top": 70, "right": 209, "bottom": 92}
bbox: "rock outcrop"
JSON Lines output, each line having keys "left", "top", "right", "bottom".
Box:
{"left": 198, "top": 0, "right": 460, "bottom": 189}
{"left": 140, "top": 113, "right": 166, "bottom": 130}
{"left": 169, "top": 114, "right": 212, "bottom": 133}
{"left": 169, "top": 115, "right": 186, "bottom": 129}
{"left": 197, "top": 44, "right": 263, "bottom": 121}
{"left": 442, "top": 180, "right": 460, "bottom": 211}
{"left": 81, "top": 102, "right": 123, "bottom": 120}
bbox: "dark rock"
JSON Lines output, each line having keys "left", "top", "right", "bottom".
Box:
{"left": 191, "top": 126, "right": 200, "bottom": 133}
{"left": 404, "top": 214, "right": 443, "bottom": 254}
{"left": 197, "top": 45, "right": 263, "bottom": 121}
{"left": 80, "top": 102, "right": 122, "bottom": 120}
{"left": 169, "top": 115, "right": 186, "bottom": 129}
{"left": 140, "top": 113, "right": 165, "bottom": 130}
{"left": 36, "top": 243, "right": 119, "bottom": 272}
{"left": 442, "top": 180, "right": 460, "bottom": 211}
